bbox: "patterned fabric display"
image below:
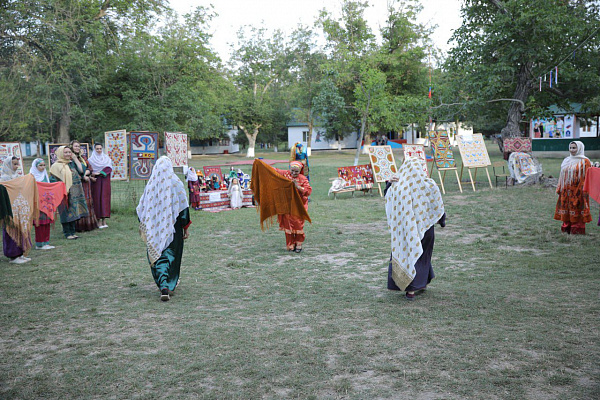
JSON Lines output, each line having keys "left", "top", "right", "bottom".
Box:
{"left": 337, "top": 165, "right": 374, "bottom": 188}
{"left": 428, "top": 131, "right": 456, "bottom": 168}
{"left": 0, "top": 143, "right": 24, "bottom": 177}
{"left": 403, "top": 144, "right": 429, "bottom": 175}
{"left": 129, "top": 132, "right": 158, "bottom": 180}
{"left": 368, "top": 146, "right": 398, "bottom": 183}
{"left": 504, "top": 137, "right": 532, "bottom": 153}
{"left": 203, "top": 166, "right": 223, "bottom": 184}
{"left": 165, "top": 132, "right": 188, "bottom": 168}
{"left": 48, "top": 143, "right": 89, "bottom": 166}
{"left": 457, "top": 134, "right": 491, "bottom": 167}
{"left": 105, "top": 130, "right": 128, "bottom": 180}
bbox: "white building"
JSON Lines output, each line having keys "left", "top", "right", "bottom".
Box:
{"left": 287, "top": 123, "right": 359, "bottom": 151}
{"left": 190, "top": 128, "right": 240, "bottom": 155}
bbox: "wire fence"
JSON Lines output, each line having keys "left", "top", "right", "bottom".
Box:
{"left": 110, "top": 173, "right": 185, "bottom": 212}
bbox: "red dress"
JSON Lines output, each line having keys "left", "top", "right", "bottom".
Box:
{"left": 554, "top": 159, "right": 592, "bottom": 234}
{"left": 274, "top": 168, "right": 312, "bottom": 250}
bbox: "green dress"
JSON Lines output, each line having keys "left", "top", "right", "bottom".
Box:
{"left": 150, "top": 208, "right": 191, "bottom": 291}
{"left": 51, "top": 162, "right": 89, "bottom": 223}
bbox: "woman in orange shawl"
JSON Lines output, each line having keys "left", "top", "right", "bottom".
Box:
{"left": 554, "top": 141, "right": 592, "bottom": 234}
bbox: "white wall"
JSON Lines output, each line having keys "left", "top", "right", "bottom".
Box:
{"left": 190, "top": 129, "right": 240, "bottom": 155}
{"left": 288, "top": 126, "right": 359, "bottom": 150}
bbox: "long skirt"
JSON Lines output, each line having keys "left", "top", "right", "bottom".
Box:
{"left": 91, "top": 175, "right": 111, "bottom": 219}
{"left": 3, "top": 228, "right": 23, "bottom": 259}
{"left": 388, "top": 225, "right": 436, "bottom": 292}
{"left": 278, "top": 214, "right": 306, "bottom": 250}
{"left": 76, "top": 180, "right": 98, "bottom": 232}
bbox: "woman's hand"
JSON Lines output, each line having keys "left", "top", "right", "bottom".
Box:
{"left": 183, "top": 229, "right": 189, "bottom": 240}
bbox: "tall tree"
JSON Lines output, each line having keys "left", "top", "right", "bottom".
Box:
{"left": 446, "top": 0, "right": 600, "bottom": 143}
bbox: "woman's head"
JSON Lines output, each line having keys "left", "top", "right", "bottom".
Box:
{"left": 568, "top": 141, "right": 583, "bottom": 157}
{"left": 69, "top": 140, "right": 81, "bottom": 154}
{"left": 94, "top": 143, "right": 103, "bottom": 153}
{"left": 34, "top": 159, "right": 46, "bottom": 171}
{"left": 290, "top": 161, "right": 302, "bottom": 178}
{"left": 10, "top": 157, "right": 19, "bottom": 171}
{"left": 62, "top": 147, "right": 73, "bottom": 160}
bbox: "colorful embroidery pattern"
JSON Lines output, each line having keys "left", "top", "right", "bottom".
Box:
{"left": 337, "top": 165, "right": 374, "bottom": 188}
{"left": 129, "top": 132, "right": 158, "bottom": 180}
{"left": 402, "top": 144, "right": 429, "bottom": 175}
{"left": 427, "top": 131, "right": 456, "bottom": 169}
{"left": 368, "top": 146, "right": 398, "bottom": 183}
{"left": 0, "top": 142, "right": 24, "bottom": 176}
{"left": 203, "top": 166, "right": 223, "bottom": 184}
{"left": 457, "top": 134, "right": 491, "bottom": 167}
{"left": 105, "top": 130, "right": 128, "bottom": 180}
{"left": 504, "top": 137, "right": 532, "bottom": 153}
{"left": 165, "top": 132, "right": 188, "bottom": 168}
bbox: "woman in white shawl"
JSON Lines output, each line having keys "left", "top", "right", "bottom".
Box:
{"left": 137, "top": 156, "right": 191, "bottom": 301}
{"left": 554, "top": 141, "right": 591, "bottom": 234}
{"left": 88, "top": 143, "right": 113, "bottom": 228}
{"left": 185, "top": 166, "right": 201, "bottom": 210}
{"left": 228, "top": 177, "right": 243, "bottom": 209}
{"left": 385, "top": 158, "right": 446, "bottom": 301}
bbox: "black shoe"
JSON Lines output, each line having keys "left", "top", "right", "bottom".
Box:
{"left": 160, "top": 288, "right": 170, "bottom": 302}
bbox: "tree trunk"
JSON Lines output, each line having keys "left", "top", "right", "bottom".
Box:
{"left": 306, "top": 118, "right": 313, "bottom": 157}
{"left": 242, "top": 124, "right": 260, "bottom": 158}
{"left": 57, "top": 99, "right": 71, "bottom": 143}
{"left": 354, "top": 117, "right": 367, "bottom": 166}
{"left": 499, "top": 63, "right": 532, "bottom": 151}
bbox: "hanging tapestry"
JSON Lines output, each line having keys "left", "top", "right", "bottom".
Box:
{"left": 165, "top": 132, "right": 188, "bottom": 168}
{"left": 105, "top": 130, "right": 128, "bottom": 180}
{"left": 504, "top": 137, "right": 532, "bottom": 153}
{"left": 457, "top": 133, "right": 491, "bottom": 167}
{"left": 203, "top": 166, "right": 223, "bottom": 185}
{"left": 368, "top": 146, "right": 398, "bottom": 183}
{"left": 428, "top": 131, "right": 456, "bottom": 168}
{"left": 402, "top": 144, "right": 429, "bottom": 175}
{"left": 0, "top": 142, "right": 24, "bottom": 177}
{"left": 129, "top": 132, "right": 158, "bottom": 180}
{"left": 48, "top": 143, "right": 89, "bottom": 166}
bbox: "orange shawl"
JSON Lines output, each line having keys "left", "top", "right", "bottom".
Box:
{"left": 36, "top": 181, "right": 68, "bottom": 222}
{"left": 1, "top": 174, "right": 39, "bottom": 255}
{"left": 251, "top": 159, "right": 311, "bottom": 230}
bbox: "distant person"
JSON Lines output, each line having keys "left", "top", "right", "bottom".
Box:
{"left": 70, "top": 140, "right": 99, "bottom": 232}
{"left": 88, "top": 143, "right": 113, "bottom": 228}
{"left": 185, "top": 166, "right": 201, "bottom": 210}
{"left": 290, "top": 142, "right": 310, "bottom": 180}
{"left": 1, "top": 157, "right": 32, "bottom": 264}
{"left": 554, "top": 141, "right": 592, "bottom": 234}
{"left": 137, "top": 157, "right": 191, "bottom": 302}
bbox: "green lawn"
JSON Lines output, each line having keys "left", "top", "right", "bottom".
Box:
{"left": 1, "top": 143, "right": 598, "bottom": 399}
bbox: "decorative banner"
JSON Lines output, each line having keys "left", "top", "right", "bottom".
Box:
{"left": 0, "top": 142, "right": 24, "bottom": 177}
{"left": 403, "top": 144, "right": 429, "bottom": 175}
{"left": 203, "top": 166, "right": 223, "bottom": 185}
{"left": 503, "top": 137, "right": 532, "bottom": 153}
{"left": 457, "top": 133, "right": 491, "bottom": 167}
{"left": 337, "top": 164, "right": 374, "bottom": 188}
{"left": 164, "top": 132, "right": 188, "bottom": 168}
{"left": 105, "top": 130, "right": 128, "bottom": 180}
{"left": 428, "top": 131, "right": 456, "bottom": 168}
{"left": 48, "top": 143, "right": 90, "bottom": 166}
{"left": 368, "top": 145, "right": 398, "bottom": 183}
{"left": 129, "top": 132, "right": 158, "bottom": 180}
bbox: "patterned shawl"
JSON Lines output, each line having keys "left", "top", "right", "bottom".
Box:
{"left": 1, "top": 174, "right": 39, "bottom": 255}
{"left": 1, "top": 157, "right": 20, "bottom": 181}
{"left": 0, "top": 184, "right": 12, "bottom": 225}
{"left": 558, "top": 141, "right": 589, "bottom": 189}
{"left": 385, "top": 158, "right": 445, "bottom": 290}
{"left": 36, "top": 181, "right": 67, "bottom": 222}
{"left": 136, "top": 156, "right": 189, "bottom": 265}
{"left": 29, "top": 158, "right": 50, "bottom": 182}
{"left": 250, "top": 159, "right": 311, "bottom": 231}
{"left": 49, "top": 146, "right": 74, "bottom": 192}
{"left": 88, "top": 147, "right": 113, "bottom": 172}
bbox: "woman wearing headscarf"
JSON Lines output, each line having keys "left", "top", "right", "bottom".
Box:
{"left": 554, "top": 141, "right": 592, "bottom": 234}
{"left": 69, "top": 140, "right": 99, "bottom": 232}
{"left": 1, "top": 156, "right": 36, "bottom": 264}
{"left": 88, "top": 143, "right": 112, "bottom": 228}
{"left": 30, "top": 158, "right": 67, "bottom": 250}
{"left": 137, "top": 156, "right": 191, "bottom": 302}
{"left": 228, "top": 177, "right": 243, "bottom": 209}
{"left": 290, "top": 142, "right": 310, "bottom": 179}
{"left": 185, "top": 166, "right": 201, "bottom": 210}
{"left": 49, "top": 146, "right": 88, "bottom": 240}
{"left": 385, "top": 158, "right": 446, "bottom": 301}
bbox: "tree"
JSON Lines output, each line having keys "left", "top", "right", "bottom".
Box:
{"left": 446, "top": 0, "right": 600, "bottom": 144}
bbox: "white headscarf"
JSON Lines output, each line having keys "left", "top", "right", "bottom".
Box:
{"left": 385, "top": 158, "right": 445, "bottom": 290}
{"left": 88, "top": 145, "right": 113, "bottom": 172}
{"left": 29, "top": 158, "right": 50, "bottom": 182}
{"left": 1, "top": 157, "right": 20, "bottom": 181}
{"left": 136, "top": 156, "right": 189, "bottom": 265}
{"left": 185, "top": 166, "right": 198, "bottom": 182}
{"left": 558, "top": 141, "right": 589, "bottom": 189}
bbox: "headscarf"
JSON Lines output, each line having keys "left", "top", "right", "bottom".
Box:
{"left": 88, "top": 146, "right": 113, "bottom": 172}
{"left": 29, "top": 158, "right": 50, "bottom": 183}
{"left": 49, "top": 146, "right": 74, "bottom": 192}
{"left": 1, "top": 174, "right": 39, "bottom": 255}
{"left": 290, "top": 161, "right": 303, "bottom": 170}
{"left": 558, "top": 141, "right": 589, "bottom": 189}
{"left": 185, "top": 166, "right": 198, "bottom": 182}
{"left": 289, "top": 142, "right": 301, "bottom": 162}
{"left": 1, "top": 157, "right": 20, "bottom": 181}
{"left": 136, "top": 156, "right": 189, "bottom": 265}
{"left": 385, "top": 158, "right": 445, "bottom": 290}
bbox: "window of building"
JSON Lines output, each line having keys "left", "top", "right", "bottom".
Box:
{"left": 302, "top": 131, "right": 308, "bottom": 142}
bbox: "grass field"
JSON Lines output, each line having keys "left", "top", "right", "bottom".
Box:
{"left": 1, "top": 142, "right": 599, "bottom": 399}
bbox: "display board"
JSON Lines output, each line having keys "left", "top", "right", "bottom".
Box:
{"left": 504, "top": 137, "right": 532, "bottom": 153}
{"left": 428, "top": 131, "right": 456, "bottom": 168}
{"left": 164, "top": 132, "right": 188, "bottom": 168}
{"left": 456, "top": 133, "right": 491, "bottom": 167}
{"left": 203, "top": 166, "right": 223, "bottom": 185}
{"left": 0, "top": 142, "right": 24, "bottom": 177}
{"left": 402, "top": 144, "right": 429, "bottom": 175}
{"left": 105, "top": 130, "right": 128, "bottom": 180}
{"left": 337, "top": 164, "right": 374, "bottom": 188}
{"left": 368, "top": 146, "right": 398, "bottom": 183}
{"left": 129, "top": 132, "right": 158, "bottom": 180}
{"left": 47, "top": 143, "right": 90, "bottom": 166}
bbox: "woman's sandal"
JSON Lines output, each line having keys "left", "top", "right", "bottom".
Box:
{"left": 66, "top": 235, "right": 78, "bottom": 240}
{"left": 405, "top": 292, "right": 415, "bottom": 301}
{"left": 294, "top": 247, "right": 303, "bottom": 253}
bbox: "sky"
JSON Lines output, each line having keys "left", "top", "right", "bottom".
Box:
{"left": 168, "top": 0, "right": 464, "bottom": 61}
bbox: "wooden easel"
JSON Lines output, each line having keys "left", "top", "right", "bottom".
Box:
{"left": 430, "top": 166, "right": 463, "bottom": 194}
{"left": 459, "top": 164, "right": 493, "bottom": 191}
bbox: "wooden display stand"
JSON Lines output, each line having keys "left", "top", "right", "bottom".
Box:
{"left": 427, "top": 131, "right": 462, "bottom": 194}
{"left": 430, "top": 167, "right": 463, "bottom": 194}
{"left": 459, "top": 164, "right": 493, "bottom": 191}
{"left": 456, "top": 133, "right": 494, "bottom": 192}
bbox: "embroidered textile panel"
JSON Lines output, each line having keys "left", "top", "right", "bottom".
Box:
{"left": 203, "top": 166, "right": 223, "bottom": 182}
{"left": 504, "top": 137, "right": 532, "bottom": 153}
{"left": 165, "top": 132, "right": 188, "bottom": 168}
{"left": 457, "top": 133, "right": 491, "bottom": 167}
{"left": 337, "top": 165, "right": 374, "bottom": 188}
{"left": 0, "top": 142, "right": 24, "bottom": 176}
{"left": 427, "top": 131, "right": 456, "bottom": 169}
{"left": 48, "top": 143, "right": 90, "bottom": 166}
{"left": 368, "top": 146, "right": 398, "bottom": 183}
{"left": 105, "top": 130, "right": 128, "bottom": 180}
{"left": 129, "top": 132, "right": 158, "bottom": 180}
{"left": 402, "top": 144, "right": 429, "bottom": 175}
